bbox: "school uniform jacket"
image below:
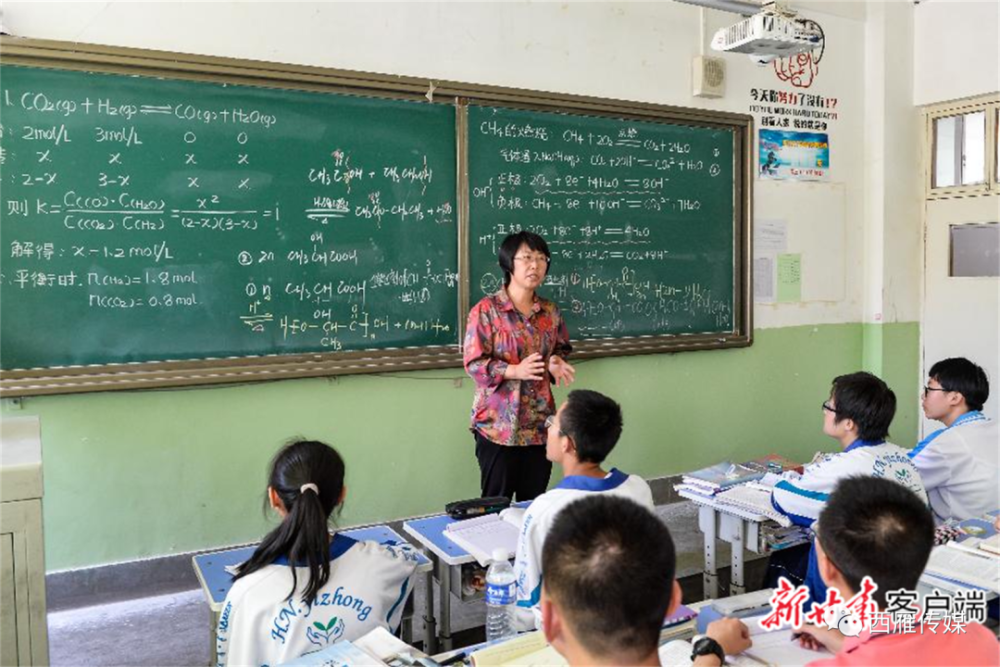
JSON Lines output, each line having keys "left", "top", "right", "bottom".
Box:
{"left": 216, "top": 535, "right": 418, "bottom": 667}
{"left": 511, "top": 468, "right": 654, "bottom": 631}
{"left": 908, "top": 411, "right": 999, "bottom": 523}
{"left": 771, "top": 441, "right": 929, "bottom": 527}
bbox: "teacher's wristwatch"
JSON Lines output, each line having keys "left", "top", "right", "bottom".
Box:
{"left": 690, "top": 635, "right": 726, "bottom": 665}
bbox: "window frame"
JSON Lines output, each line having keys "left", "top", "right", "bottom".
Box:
{"left": 925, "top": 95, "right": 999, "bottom": 200}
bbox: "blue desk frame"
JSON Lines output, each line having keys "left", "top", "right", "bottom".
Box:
{"left": 403, "top": 503, "right": 529, "bottom": 653}
{"left": 192, "top": 525, "right": 432, "bottom": 662}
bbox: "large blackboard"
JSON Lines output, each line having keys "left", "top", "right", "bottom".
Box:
{"left": 0, "top": 64, "right": 458, "bottom": 370}
{"left": 0, "top": 41, "right": 750, "bottom": 396}
{"left": 467, "top": 104, "right": 737, "bottom": 339}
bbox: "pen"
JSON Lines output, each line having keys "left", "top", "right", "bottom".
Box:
{"left": 437, "top": 649, "right": 470, "bottom": 666}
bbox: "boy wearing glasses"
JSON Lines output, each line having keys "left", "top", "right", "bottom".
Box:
{"left": 770, "top": 372, "right": 927, "bottom": 603}
{"left": 909, "top": 357, "right": 997, "bottom": 523}
{"left": 506, "top": 389, "right": 653, "bottom": 631}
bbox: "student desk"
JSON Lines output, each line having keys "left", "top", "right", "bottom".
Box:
{"left": 192, "top": 525, "right": 432, "bottom": 664}
{"left": 678, "top": 490, "right": 810, "bottom": 600}
{"left": 403, "top": 503, "right": 530, "bottom": 653}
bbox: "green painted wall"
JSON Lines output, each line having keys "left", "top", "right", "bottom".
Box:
{"left": 4, "top": 321, "right": 919, "bottom": 571}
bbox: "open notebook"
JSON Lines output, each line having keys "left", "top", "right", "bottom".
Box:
{"left": 660, "top": 624, "right": 830, "bottom": 667}
{"left": 444, "top": 511, "right": 523, "bottom": 565}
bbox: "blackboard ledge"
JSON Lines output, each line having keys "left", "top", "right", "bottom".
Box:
{"left": 0, "top": 347, "right": 462, "bottom": 397}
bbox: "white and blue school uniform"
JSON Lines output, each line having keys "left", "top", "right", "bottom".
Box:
{"left": 909, "top": 411, "right": 999, "bottom": 523}
{"left": 216, "top": 535, "right": 418, "bottom": 667}
{"left": 770, "top": 440, "right": 928, "bottom": 604}
{"left": 510, "top": 468, "right": 654, "bottom": 631}
{"left": 771, "top": 440, "right": 928, "bottom": 527}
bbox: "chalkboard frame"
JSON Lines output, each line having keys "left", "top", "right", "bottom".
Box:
{"left": 0, "top": 38, "right": 752, "bottom": 397}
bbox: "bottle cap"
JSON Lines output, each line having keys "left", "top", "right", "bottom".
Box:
{"left": 492, "top": 548, "right": 508, "bottom": 563}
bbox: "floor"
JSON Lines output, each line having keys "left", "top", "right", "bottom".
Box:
{"left": 47, "top": 502, "right": 758, "bottom": 666}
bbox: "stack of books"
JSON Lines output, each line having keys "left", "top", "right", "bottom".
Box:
{"left": 674, "top": 454, "right": 800, "bottom": 500}
{"left": 674, "top": 461, "right": 767, "bottom": 499}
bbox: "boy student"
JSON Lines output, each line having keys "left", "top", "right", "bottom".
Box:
{"left": 796, "top": 477, "right": 999, "bottom": 666}
{"left": 509, "top": 389, "right": 654, "bottom": 630}
{"left": 770, "top": 372, "right": 928, "bottom": 602}
{"left": 909, "top": 357, "right": 998, "bottom": 523}
{"left": 541, "top": 495, "right": 752, "bottom": 667}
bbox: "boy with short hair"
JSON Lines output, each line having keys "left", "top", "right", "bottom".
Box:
{"left": 910, "top": 357, "right": 998, "bottom": 523}
{"left": 510, "top": 389, "right": 653, "bottom": 630}
{"left": 541, "top": 495, "right": 751, "bottom": 667}
{"left": 770, "top": 372, "right": 928, "bottom": 601}
{"left": 797, "top": 476, "right": 999, "bottom": 666}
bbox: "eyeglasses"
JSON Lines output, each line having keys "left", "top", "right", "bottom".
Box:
{"left": 923, "top": 385, "right": 950, "bottom": 395}
{"left": 822, "top": 401, "right": 839, "bottom": 414}
{"left": 513, "top": 254, "right": 549, "bottom": 266}
{"left": 544, "top": 415, "right": 569, "bottom": 439}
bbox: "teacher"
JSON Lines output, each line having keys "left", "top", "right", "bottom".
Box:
{"left": 463, "top": 231, "right": 575, "bottom": 501}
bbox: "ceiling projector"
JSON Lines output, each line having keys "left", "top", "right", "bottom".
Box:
{"left": 711, "top": 7, "right": 822, "bottom": 63}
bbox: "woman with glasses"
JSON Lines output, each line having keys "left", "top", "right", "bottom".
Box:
{"left": 463, "top": 231, "right": 575, "bottom": 501}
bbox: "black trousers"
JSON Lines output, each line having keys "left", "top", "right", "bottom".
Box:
{"left": 474, "top": 432, "right": 552, "bottom": 502}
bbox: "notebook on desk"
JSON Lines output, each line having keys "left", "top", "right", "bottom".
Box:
{"left": 443, "top": 512, "right": 522, "bottom": 566}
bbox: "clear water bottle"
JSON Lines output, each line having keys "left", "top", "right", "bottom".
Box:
{"left": 485, "top": 548, "right": 516, "bottom": 643}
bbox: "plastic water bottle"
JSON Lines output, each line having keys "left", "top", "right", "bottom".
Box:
{"left": 485, "top": 548, "right": 516, "bottom": 643}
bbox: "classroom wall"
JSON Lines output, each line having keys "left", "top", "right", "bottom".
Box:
{"left": 913, "top": 0, "right": 1000, "bottom": 106}
{"left": 1, "top": 1, "right": 922, "bottom": 571}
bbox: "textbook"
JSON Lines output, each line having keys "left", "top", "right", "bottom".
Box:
{"left": 979, "top": 534, "right": 1000, "bottom": 556}
{"left": 714, "top": 484, "right": 793, "bottom": 527}
{"left": 469, "top": 631, "right": 565, "bottom": 667}
{"left": 681, "top": 461, "right": 766, "bottom": 491}
{"left": 444, "top": 512, "right": 522, "bottom": 566}
{"left": 923, "top": 543, "right": 1000, "bottom": 592}
{"left": 276, "top": 640, "right": 386, "bottom": 667}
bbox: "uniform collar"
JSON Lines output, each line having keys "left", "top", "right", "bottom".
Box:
{"left": 556, "top": 468, "right": 628, "bottom": 492}
{"left": 272, "top": 533, "right": 358, "bottom": 566}
{"left": 844, "top": 438, "right": 885, "bottom": 453}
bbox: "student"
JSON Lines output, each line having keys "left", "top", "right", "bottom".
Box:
{"left": 509, "top": 389, "right": 654, "bottom": 630}
{"left": 796, "top": 476, "right": 999, "bottom": 666}
{"left": 909, "top": 357, "right": 998, "bottom": 523}
{"left": 541, "top": 495, "right": 752, "bottom": 667}
{"left": 770, "top": 372, "right": 928, "bottom": 602}
{"left": 215, "top": 440, "right": 419, "bottom": 667}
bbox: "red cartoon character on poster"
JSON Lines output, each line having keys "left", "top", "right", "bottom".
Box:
{"left": 774, "top": 51, "right": 819, "bottom": 89}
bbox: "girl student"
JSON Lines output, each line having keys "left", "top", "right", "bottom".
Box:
{"left": 216, "top": 440, "right": 419, "bottom": 667}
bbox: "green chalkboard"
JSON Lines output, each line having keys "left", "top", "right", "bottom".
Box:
{"left": 0, "top": 64, "right": 458, "bottom": 370}
{"left": 467, "top": 104, "right": 738, "bottom": 340}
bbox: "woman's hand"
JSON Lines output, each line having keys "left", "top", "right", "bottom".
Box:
{"left": 504, "top": 353, "right": 546, "bottom": 381}
{"left": 548, "top": 355, "right": 576, "bottom": 386}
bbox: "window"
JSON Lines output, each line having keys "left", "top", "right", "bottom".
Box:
{"left": 926, "top": 97, "right": 999, "bottom": 198}
{"left": 933, "top": 111, "right": 985, "bottom": 187}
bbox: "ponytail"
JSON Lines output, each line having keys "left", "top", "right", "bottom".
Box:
{"left": 234, "top": 440, "right": 345, "bottom": 606}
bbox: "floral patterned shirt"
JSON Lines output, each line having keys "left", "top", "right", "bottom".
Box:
{"left": 463, "top": 289, "right": 572, "bottom": 447}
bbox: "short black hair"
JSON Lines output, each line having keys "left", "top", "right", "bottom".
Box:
{"left": 497, "top": 231, "right": 551, "bottom": 287}
{"left": 929, "top": 357, "right": 990, "bottom": 412}
{"left": 542, "top": 496, "right": 675, "bottom": 662}
{"left": 830, "top": 372, "right": 896, "bottom": 441}
{"left": 817, "top": 476, "right": 934, "bottom": 608}
{"left": 559, "top": 389, "right": 624, "bottom": 464}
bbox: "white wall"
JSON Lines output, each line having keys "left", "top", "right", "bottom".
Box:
{"left": 4, "top": 1, "right": 870, "bottom": 330}
{"left": 914, "top": 0, "right": 1000, "bottom": 106}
